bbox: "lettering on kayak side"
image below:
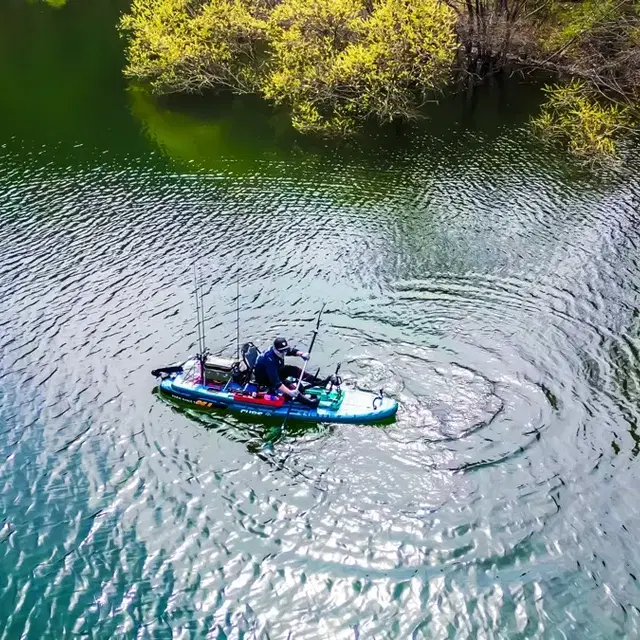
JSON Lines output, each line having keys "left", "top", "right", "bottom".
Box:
{"left": 168, "top": 394, "right": 217, "bottom": 408}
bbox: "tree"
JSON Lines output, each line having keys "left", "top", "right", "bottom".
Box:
{"left": 533, "top": 80, "right": 630, "bottom": 160}
{"left": 530, "top": 0, "right": 640, "bottom": 161}
{"left": 121, "top": 0, "right": 457, "bottom": 134}
{"left": 262, "top": 0, "right": 457, "bottom": 133}
{"left": 119, "top": 0, "right": 639, "bottom": 157}
{"left": 443, "top": 0, "right": 547, "bottom": 74}
{"left": 120, "top": 0, "right": 269, "bottom": 94}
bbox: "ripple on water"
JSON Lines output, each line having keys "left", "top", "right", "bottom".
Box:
{"left": 1, "top": 127, "right": 640, "bottom": 638}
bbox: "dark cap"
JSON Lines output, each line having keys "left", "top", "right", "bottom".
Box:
{"left": 273, "top": 337, "right": 288, "bottom": 351}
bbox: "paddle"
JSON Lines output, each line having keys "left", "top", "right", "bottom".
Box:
{"left": 265, "top": 303, "right": 326, "bottom": 443}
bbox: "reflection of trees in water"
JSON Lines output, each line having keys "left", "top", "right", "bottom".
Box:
{"left": 127, "top": 78, "right": 555, "bottom": 179}
{"left": 0, "top": 0, "right": 138, "bottom": 151}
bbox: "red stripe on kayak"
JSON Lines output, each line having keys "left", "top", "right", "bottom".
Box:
{"left": 233, "top": 393, "right": 286, "bottom": 407}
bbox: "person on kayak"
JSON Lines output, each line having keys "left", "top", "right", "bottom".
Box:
{"left": 255, "top": 337, "right": 331, "bottom": 407}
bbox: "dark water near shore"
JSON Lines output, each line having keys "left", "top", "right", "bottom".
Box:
{"left": 2, "top": 1, "right": 640, "bottom": 638}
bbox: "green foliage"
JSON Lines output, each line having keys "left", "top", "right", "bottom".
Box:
{"left": 262, "top": 0, "right": 365, "bottom": 133}
{"left": 265, "top": 0, "right": 458, "bottom": 133}
{"left": 121, "top": 0, "right": 457, "bottom": 134}
{"left": 544, "top": 0, "right": 622, "bottom": 52}
{"left": 120, "top": 0, "right": 268, "bottom": 94}
{"left": 533, "top": 81, "right": 630, "bottom": 160}
{"left": 120, "top": 0, "right": 639, "bottom": 153}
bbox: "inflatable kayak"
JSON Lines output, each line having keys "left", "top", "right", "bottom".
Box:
{"left": 152, "top": 354, "right": 398, "bottom": 425}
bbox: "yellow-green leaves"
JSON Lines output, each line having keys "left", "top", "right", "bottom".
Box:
{"left": 534, "top": 1, "right": 639, "bottom": 159}
{"left": 533, "top": 81, "right": 630, "bottom": 161}
{"left": 262, "top": 0, "right": 364, "bottom": 131}
{"left": 120, "top": 0, "right": 268, "bottom": 94}
{"left": 545, "top": 0, "right": 622, "bottom": 52}
{"left": 121, "top": 0, "right": 457, "bottom": 133}
{"left": 263, "top": 0, "right": 457, "bottom": 133}
{"left": 121, "top": 0, "right": 637, "bottom": 153}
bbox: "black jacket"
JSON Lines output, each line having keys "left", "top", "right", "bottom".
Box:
{"left": 254, "top": 345, "right": 298, "bottom": 389}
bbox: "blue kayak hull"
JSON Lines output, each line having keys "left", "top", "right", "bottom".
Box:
{"left": 158, "top": 377, "right": 398, "bottom": 424}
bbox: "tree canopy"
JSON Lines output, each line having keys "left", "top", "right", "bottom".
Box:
{"left": 121, "top": 0, "right": 458, "bottom": 134}
{"left": 120, "top": 0, "right": 640, "bottom": 160}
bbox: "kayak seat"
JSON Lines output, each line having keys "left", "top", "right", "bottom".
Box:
{"left": 243, "top": 343, "right": 260, "bottom": 370}
{"left": 232, "top": 342, "right": 261, "bottom": 386}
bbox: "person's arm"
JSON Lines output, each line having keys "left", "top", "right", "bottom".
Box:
{"left": 286, "top": 346, "right": 309, "bottom": 360}
{"left": 278, "top": 383, "right": 298, "bottom": 399}
{"left": 266, "top": 359, "right": 297, "bottom": 397}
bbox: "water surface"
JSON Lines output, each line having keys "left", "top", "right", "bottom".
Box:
{"left": 1, "top": 1, "right": 640, "bottom": 638}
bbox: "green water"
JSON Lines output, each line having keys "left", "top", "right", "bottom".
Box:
{"left": 2, "top": 1, "right": 640, "bottom": 638}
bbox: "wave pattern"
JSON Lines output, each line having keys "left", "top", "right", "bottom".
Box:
{"left": 1, "top": 131, "right": 640, "bottom": 639}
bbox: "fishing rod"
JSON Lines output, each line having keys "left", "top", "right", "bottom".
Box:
{"left": 193, "top": 263, "right": 203, "bottom": 355}
{"left": 199, "top": 264, "right": 206, "bottom": 354}
{"left": 279, "top": 303, "right": 326, "bottom": 435}
{"left": 192, "top": 262, "right": 209, "bottom": 363}
{"left": 236, "top": 271, "right": 240, "bottom": 362}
